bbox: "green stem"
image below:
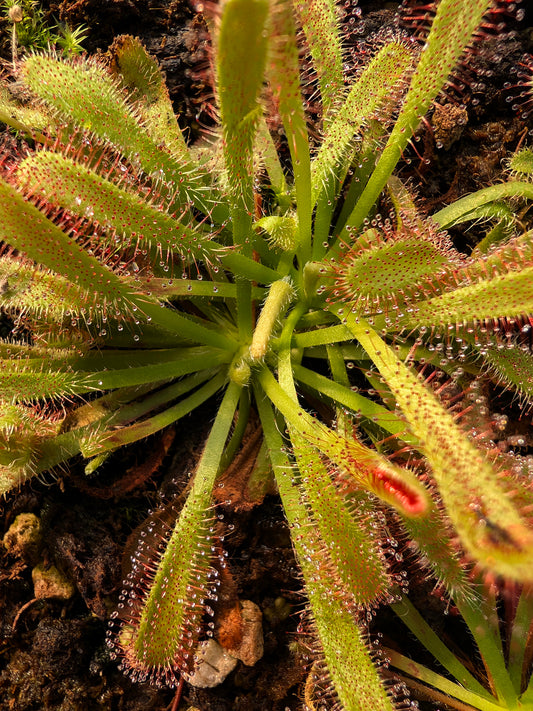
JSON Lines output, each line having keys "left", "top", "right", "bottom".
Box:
{"left": 82, "top": 370, "right": 228, "bottom": 454}
{"left": 326, "top": 343, "right": 350, "bottom": 388}
{"left": 390, "top": 596, "right": 492, "bottom": 700}
{"left": 145, "top": 279, "right": 266, "bottom": 300}
{"left": 257, "top": 365, "right": 430, "bottom": 522}
{"left": 35, "top": 429, "right": 90, "bottom": 473}
{"left": 82, "top": 349, "right": 231, "bottom": 390}
{"left": 63, "top": 371, "right": 214, "bottom": 437}
{"left": 186, "top": 379, "right": 241, "bottom": 480}
{"left": 457, "top": 598, "right": 518, "bottom": 708}
{"left": 296, "top": 310, "right": 337, "bottom": 328}
{"left": 385, "top": 648, "right": 506, "bottom": 711}
{"left": 326, "top": 344, "right": 351, "bottom": 435}
{"left": 220, "top": 252, "right": 281, "bottom": 285}
{"left": 333, "top": 129, "right": 386, "bottom": 237}
{"left": 292, "top": 323, "right": 354, "bottom": 349}
{"left": 507, "top": 585, "right": 533, "bottom": 693}
{"left": 100, "top": 370, "right": 216, "bottom": 429}
{"left": 35, "top": 372, "right": 227, "bottom": 470}
{"left": 235, "top": 250, "right": 254, "bottom": 341}
{"left": 72, "top": 346, "right": 217, "bottom": 371}
{"left": 257, "top": 365, "right": 338, "bottom": 442}
{"left": 139, "top": 300, "right": 236, "bottom": 350}
{"left": 312, "top": 188, "right": 336, "bottom": 261}
{"left": 520, "top": 688, "right": 533, "bottom": 705}
{"left": 218, "top": 388, "right": 250, "bottom": 471}
{"left": 433, "top": 182, "right": 533, "bottom": 229}
{"left": 292, "top": 363, "right": 418, "bottom": 444}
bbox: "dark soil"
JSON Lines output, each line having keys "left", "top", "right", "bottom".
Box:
{"left": 0, "top": 1, "right": 532, "bottom": 710}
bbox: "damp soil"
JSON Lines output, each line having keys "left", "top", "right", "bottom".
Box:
{"left": 0, "top": 1, "right": 533, "bottom": 710}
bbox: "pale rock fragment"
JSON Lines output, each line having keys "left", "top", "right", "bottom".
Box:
{"left": 32, "top": 563, "right": 76, "bottom": 601}
{"left": 2, "top": 512, "right": 41, "bottom": 562}
{"left": 184, "top": 639, "right": 238, "bottom": 688}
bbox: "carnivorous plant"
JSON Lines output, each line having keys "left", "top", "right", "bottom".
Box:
{"left": 1, "top": 0, "right": 533, "bottom": 708}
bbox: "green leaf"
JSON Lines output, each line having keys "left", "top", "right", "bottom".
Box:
{"left": 346, "top": 316, "right": 533, "bottom": 582}
{"left": 311, "top": 40, "right": 413, "bottom": 205}
{"left": 216, "top": 0, "right": 270, "bottom": 337}
{"left": 268, "top": 0, "right": 313, "bottom": 260}
{"left": 0, "top": 177, "right": 235, "bottom": 349}
{"left": 109, "top": 35, "right": 190, "bottom": 161}
{"left": 258, "top": 366, "right": 429, "bottom": 519}
{"left": 0, "top": 83, "right": 49, "bottom": 139}
{"left": 22, "top": 54, "right": 226, "bottom": 223}
{"left": 256, "top": 390, "right": 394, "bottom": 711}
{"left": 290, "top": 434, "right": 392, "bottom": 607}
{"left": 330, "top": 228, "right": 455, "bottom": 316}
{"left": 0, "top": 359, "right": 92, "bottom": 403}
{"left": 403, "top": 267, "right": 533, "bottom": 327}
{"left": 17, "top": 151, "right": 221, "bottom": 264}
{"left": 0, "top": 177, "right": 141, "bottom": 316}
{"left": 255, "top": 215, "right": 298, "bottom": 251}
{"left": 0, "top": 403, "right": 60, "bottom": 495}
{"left": 294, "top": 0, "right": 344, "bottom": 116}
{"left": 343, "top": 0, "right": 494, "bottom": 237}
{"left": 478, "top": 342, "right": 533, "bottom": 403}
{"left": 399, "top": 232, "right": 533, "bottom": 329}
{"left": 112, "top": 381, "right": 241, "bottom": 681}
{"left": 217, "top": 0, "right": 269, "bottom": 214}
{"left": 508, "top": 147, "right": 533, "bottom": 177}
{"left": 0, "top": 255, "right": 98, "bottom": 322}
{"left": 398, "top": 501, "right": 470, "bottom": 599}
{"left": 249, "top": 278, "right": 294, "bottom": 360}
{"left": 433, "top": 181, "right": 533, "bottom": 229}
{"left": 255, "top": 117, "right": 288, "bottom": 197}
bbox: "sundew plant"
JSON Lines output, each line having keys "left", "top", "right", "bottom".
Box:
{"left": 2, "top": 0, "right": 533, "bottom": 708}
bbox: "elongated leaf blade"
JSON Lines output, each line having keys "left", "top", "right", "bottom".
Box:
{"left": 403, "top": 267, "right": 533, "bottom": 327}
{"left": 256, "top": 391, "right": 394, "bottom": 711}
{"left": 294, "top": 0, "right": 344, "bottom": 116}
{"left": 343, "top": 0, "right": 493, "bottom": 236}
{"left": 22, "top": 54, "right": 226, "bottom": 223}
{"left": 347, "top": 316, "right": 533, "bottom": 582}
{"left": 111, "top": 382, "right": 241, "bottom": 683}
{"left": 217, "top": 0, "right": 269, "bottom": 236}
{"left": 399, "top": 232, "right": 533, "bottom": 328}
{"left": 0, "top": 177, "right": 141, "bottom": 315}
{"left": 291, "top": 433, "right": 392, "bottom": 607}
{"left": 18, "top": 152, "right": 220, "bottom": 263}
{"left": 109, "top": 35, "right": 190, "bottom": 161}
{"left": 0, "top": 360, "right": 92, "bottom": 402}
{"left": 311, "top": 40, "right": 413, "bottom": 205}
{"left": 268, "top": 0, "right": 313, "bottom": 258}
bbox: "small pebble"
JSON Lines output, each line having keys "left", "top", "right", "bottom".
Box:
{"left": 32, "top": 563, "right": 76, "bottom": 601}
{"left": 183, "top": 639, "right": 237, "bottom": 688}
{"left": 2, "top": 513, "right": 41, "bottom": 563}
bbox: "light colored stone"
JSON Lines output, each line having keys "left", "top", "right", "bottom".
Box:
{"left": 32, "top": 563, "right": 76, "bottom": 601}
{"left": 2, "top": 513, "right": 41, "bottom": 562}
{"left": 183, "top": 639, "right": 238, "bottom": 688}
{"left": 227, "top": 600, "right": 264, "bottom": 666}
